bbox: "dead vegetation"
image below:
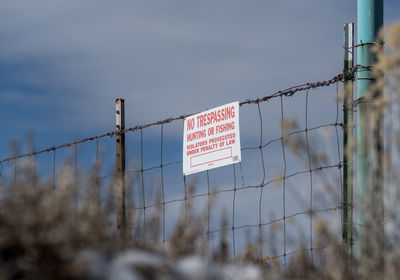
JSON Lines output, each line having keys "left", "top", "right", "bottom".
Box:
{"left": 1, "top": 21, "right": 400, "bottom": 280}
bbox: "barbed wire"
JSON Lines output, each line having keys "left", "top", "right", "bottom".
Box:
{"left": 0, "top": 66, "right": 365, "bottom": 164}
{"left": 343, "top": 41, "right": 384, "bottom": 50}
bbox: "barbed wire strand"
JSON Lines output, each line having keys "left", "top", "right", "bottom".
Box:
{"left": 343, "top": 41, "right": 384, "bottom": 55}
{"left": 0, "top": 68, "right": 366, "bottom": 165}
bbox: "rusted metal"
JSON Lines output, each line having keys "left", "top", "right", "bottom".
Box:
{"left": 240, "top": 67, "right": 360, "bottom": 105}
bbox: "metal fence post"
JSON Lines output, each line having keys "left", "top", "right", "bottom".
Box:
{"left": 116, "top": 98, "right": 126, "bottom": 237}
{"left": 357, "top": 0, "right": 384, "bottom": 272}
{"left": 343, "top": 22, "right": 354, "bottom": 260}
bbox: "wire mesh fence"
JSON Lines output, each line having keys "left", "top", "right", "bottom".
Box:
{"left": 0, "top": 69, "right": 358, "bottom": 267}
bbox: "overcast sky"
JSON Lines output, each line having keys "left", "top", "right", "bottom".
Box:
{"left": 0, "top": 0, "right": 396, "bottom": 153}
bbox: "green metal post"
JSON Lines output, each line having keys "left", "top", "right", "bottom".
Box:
{"left": 357, "top": 0, "right": 384, "bottom": 272}
{"left": 343, "top": 22, "right": 354, "bottom": 260}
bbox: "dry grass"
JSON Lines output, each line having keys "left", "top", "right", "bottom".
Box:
{"left": 1, "top": 21, "right": 400, "bottom": 280}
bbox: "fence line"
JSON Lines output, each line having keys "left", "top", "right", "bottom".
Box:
{"left": 0, "top": 67, "right": 356, "bottom": 267}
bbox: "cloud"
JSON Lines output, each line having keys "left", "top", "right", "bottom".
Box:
{"left": 0, "top": 0, "right": 357, "bottom": 136}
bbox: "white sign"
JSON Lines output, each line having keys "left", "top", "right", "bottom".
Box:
{"left": 183, "top": 101, "right": 241, "bottom": 175}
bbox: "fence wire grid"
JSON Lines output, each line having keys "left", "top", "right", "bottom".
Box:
{"left": 0, "top": 67, "right": 360, "bottom": 267}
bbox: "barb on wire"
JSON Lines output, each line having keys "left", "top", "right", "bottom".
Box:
{"left": 343, "top": 41, "right": 384, "bottom": 50}
{"left": 343, "top": 95, "right": 375, "bottom": 111}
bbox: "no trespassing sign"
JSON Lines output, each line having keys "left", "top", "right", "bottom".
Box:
{"left": 183, "top": 101, "right": 241, "bottom": 175}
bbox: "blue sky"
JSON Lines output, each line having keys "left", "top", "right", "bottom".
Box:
{"left": 0, "top": 1, "right": 399, "bottom": 154}
{"left": 1, "top": 0, "right": 399, "bottom": 259}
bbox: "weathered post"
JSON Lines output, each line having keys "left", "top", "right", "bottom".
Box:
{"left": 343, "top": 22, "right": 354, "bottom": 260}
{"left": 116, "top": 98, "right": 126, "bottom": 237}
